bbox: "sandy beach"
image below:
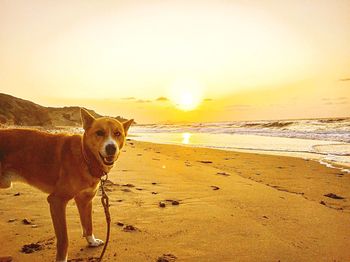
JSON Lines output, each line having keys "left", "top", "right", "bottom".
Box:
{"left": 0, "top": 140, "right": 349, "bottom": 261}
{"left": 2, "top": 0, "right": 350, "bottom": 261}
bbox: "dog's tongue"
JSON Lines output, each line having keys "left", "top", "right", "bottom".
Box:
{"left": 105, "top": 156, "right": 114, "bottom": 162}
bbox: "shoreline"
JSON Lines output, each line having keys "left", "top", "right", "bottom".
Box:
{"left": 131, "top": 133, "right": 350, "bottom": 172}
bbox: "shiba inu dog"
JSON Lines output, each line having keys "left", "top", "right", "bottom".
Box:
{"left": 0, "top": 108, "right": 133, "bottom": 262}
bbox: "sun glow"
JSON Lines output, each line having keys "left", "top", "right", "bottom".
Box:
{"left": 169, "top": 78, "right": 203, "bottom": 111}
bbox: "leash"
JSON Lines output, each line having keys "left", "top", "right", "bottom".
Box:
{"left": 98, "top": 174, "right": 111, "bottom": 262}
{"left": 81, "top": 137, "right": 112, "bottom": 261}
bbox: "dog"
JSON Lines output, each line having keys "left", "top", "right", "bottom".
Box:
{"left": 0, "top": 108, "right": 133, "bottom": 262}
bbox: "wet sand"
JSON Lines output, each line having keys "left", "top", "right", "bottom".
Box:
{"left": 0, "top": 140, "right": 349, "bottom": 261}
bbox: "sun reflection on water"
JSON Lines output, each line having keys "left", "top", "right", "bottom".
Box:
{"left": 182, "top": 132, "right": 192, "bottom": 144}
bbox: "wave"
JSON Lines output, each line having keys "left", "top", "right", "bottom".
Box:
{"left": 132, "top": 117, "right": 350, "bottom": 143}
{"left": 240, "top": 121, "right": 294, "bottom": 128}
{"left": 318, "top": 118, "right": 348, "bottom": 123}
{"left": 131, "top": 117, "right": 350, "bottom": 172}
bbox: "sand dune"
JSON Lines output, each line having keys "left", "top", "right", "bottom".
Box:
{"left": 0, "top": 141, "right": 349, "bottom": 261}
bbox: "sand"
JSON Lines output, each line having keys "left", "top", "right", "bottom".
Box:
{"left": 0, "top": 140, "right": 349, "bottom": 262}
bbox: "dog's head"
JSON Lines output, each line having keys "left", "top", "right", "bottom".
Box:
{"left": 80, "top": 108, "right": 133, "bottom": 170}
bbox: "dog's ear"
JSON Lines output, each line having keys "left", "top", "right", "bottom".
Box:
{"left": 80, "top": 108, "right": 95, "bottom": 130}
{"left": 122, "top": 119, "right": 134, "bottom": 135}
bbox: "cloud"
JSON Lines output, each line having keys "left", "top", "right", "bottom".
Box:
{"left": 336, "top": 97, "right": 348, "bottom": 101}
{"left": 136, "top": 99, "right": 152, "bottom": 103}
{"left": 325, "top": 101, "right": 347, "bottom": 105}
{"left": 323, "top": 102, "right": 333, "bottom": 105}
{"left": 121, "top": 97, "right": 136, "bottom": 100}
{"left": 339, "top": 78, "right": 350, "bottom": 81}
{"left": 156, "top": 96, "right": 169, "bottom": 102}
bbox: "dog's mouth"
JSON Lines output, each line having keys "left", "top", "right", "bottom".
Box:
{"left": 99, "top": 152, "right": 115, "bottom": 166}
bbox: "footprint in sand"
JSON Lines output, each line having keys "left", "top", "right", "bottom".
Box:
{"left": 165, "top": 199, "right": 180, "bottom": 205}
{"left": 21, "top": 243, "right": 42, "bottom": 254}
{"left": 324, "top": 193, "right": 345, "bottom": 199}
{"left": 123, "top": 225, "right": 139, "bottom": 232}
{"left": 216, "top": 172, "right": 230, "bottom": 176}
{"left": 211, "top": 186, "right": 220, "bottom": 190}
{"left": 122, "top": 183, "right": 135, "bottom": 188}
{"left": 21, "top": 237, "right": 55, "bottom": 254}
{"left": 157, "top": 253, "right": 177, "bottom": 262}
{"left": 22, "top": 218, "right": 32, "bottom": 225}
{"left": 198, "top": 160, "right": 213, "bottom": 164}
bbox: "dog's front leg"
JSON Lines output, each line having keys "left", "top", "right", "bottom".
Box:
{"left": 75, "top": 191, "right": 104, "bottom": 247}
{"left": 47, "top": 194, "right": 69, "bottom": 262}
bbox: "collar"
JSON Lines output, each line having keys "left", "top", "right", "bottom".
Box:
{"left": 81, "top": 135, "right": 107, "bottom": 178}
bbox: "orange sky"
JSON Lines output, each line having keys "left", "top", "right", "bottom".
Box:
{"left": 0, "top": 0, "right": 349, "bottom": 123}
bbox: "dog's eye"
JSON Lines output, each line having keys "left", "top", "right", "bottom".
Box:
{"left": 96, "top": 130, "right": 105, "bottom": 137}
{"left": 115, "top": 131, "right": 121, "bottom": 137}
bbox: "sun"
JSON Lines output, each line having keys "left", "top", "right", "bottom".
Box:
{"left": 169, "top": 78, "right": 203, "bottom": 111}
{"left": 177, "top": 91, "right": 199, "bottom": 111}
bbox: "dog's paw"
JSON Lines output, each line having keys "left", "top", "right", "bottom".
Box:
{"left": 56, "top": 257, "right": 67, "bottom": 262}
{"left": 86, "top": 235, "right": 104, "bottom": 247}
{"left": 89, "top": 238, "right": 104, "bottom": 247}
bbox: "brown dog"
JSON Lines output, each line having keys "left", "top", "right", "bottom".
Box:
{"left": 0, "top": 108, "right": 133, "bottom": 262}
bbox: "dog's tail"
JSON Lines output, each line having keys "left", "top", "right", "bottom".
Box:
{"left": 0, "top": 163, "right": 13, "bottom": 189}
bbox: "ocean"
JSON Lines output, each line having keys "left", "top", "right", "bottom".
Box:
{"left": 130, "top": 117, "right": 350, "bottom": 173}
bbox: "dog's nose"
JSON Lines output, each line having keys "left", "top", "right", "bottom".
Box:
{"left": 105, "top": 144, "right": 116, "bottom": 156}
